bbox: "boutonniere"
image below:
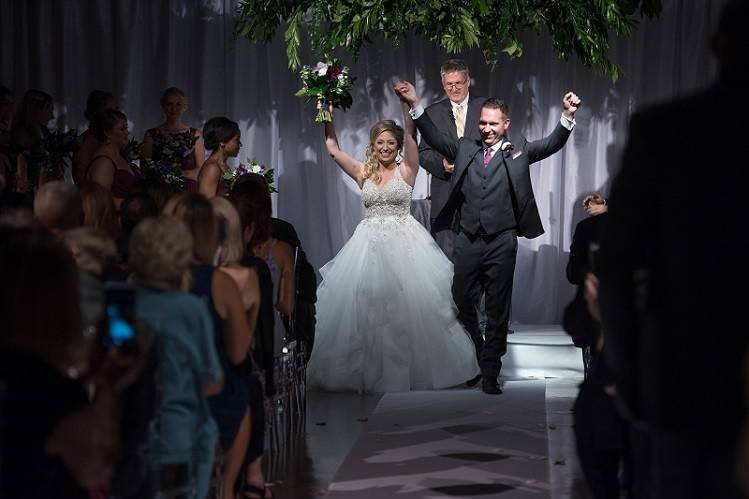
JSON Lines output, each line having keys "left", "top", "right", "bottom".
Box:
{"left": 500, "top": 140, "right": 514, "bottom": 152}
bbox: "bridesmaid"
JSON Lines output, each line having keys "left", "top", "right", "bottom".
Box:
{"left": 9, "top": 89, "right": 54, "bottom": 192}
{"left": 87, "top": 109, "right": 141, "bottom": 209}
{"left": 141, "top": 87, "right": 205, "bottom": 193}
{"left": 198, "top": 117, "right": 240, "bottom": 199}
{"left": 72, "top": 90, "right": 118, "bottom": 184}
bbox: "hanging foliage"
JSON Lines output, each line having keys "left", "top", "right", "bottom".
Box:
{"left": 235, "top": 0, "right": 661, "bottom": 82}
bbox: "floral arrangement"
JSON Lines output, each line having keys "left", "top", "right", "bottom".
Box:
{"left": 222, "top": 157, "right": 277, "bottom": 196}
{"left": 295, "top": 59, "right": 355, "bottom": 123}
{"left": 28, "top": 128, "right": 79, "bottom": 179}
{"left": 122, "top": 136, "right": 186, "bottom": 191}
{"left": 120, "top": 137, "right": 142, "bottom": 163}
{"left": 139, "top": 158, "right": 186, "bottom": 191}
{"left": 153, "top": 131, "right": 198, "bottom": 165}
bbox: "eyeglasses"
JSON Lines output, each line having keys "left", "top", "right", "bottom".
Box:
{"left": 444, "top": 81, "right": 467, "bottom": 90}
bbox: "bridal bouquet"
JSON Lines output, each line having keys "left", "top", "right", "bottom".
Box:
{"left": 121, "top": 137, "right": 142, "bottom": 163}
{"left": 295, "top": 59, "right": 355, "bottom": 123}
{"left": 222, "top": 158, "right": 277, "bottom": 195}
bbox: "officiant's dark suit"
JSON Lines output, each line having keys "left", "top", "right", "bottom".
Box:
{"left": 412, "top": 96, "right": 576, "bottom": 388}
{"left": 419, "top": 94, "right": 484, "bottom": 259}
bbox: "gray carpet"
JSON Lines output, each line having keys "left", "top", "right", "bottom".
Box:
{"left": 327, "top": 381, "right": 551, "bottom": 498}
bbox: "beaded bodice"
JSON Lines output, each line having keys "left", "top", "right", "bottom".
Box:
{"left": 362, "top": 165, "right": 412, "bottom": 219}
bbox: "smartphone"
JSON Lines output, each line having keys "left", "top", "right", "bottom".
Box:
{"left": 102, "top": 283, "right": 136, "bottom": 349}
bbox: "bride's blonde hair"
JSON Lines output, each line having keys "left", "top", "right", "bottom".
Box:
{"left": 362, "top": 120, "right": 404, "bottom": 183}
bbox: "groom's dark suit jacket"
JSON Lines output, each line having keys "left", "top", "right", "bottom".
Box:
{"left": 415, "top": 112, "right": 571, "bottom": 238}
{"left": 418, "top": 95, "right": 484, "bottom": 220}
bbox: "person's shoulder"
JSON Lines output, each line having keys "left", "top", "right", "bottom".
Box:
{"left": 630, "top": 87, "right": 715, "bottom": 128}
{"left": 425, "top": 97, "right": 451, "bottom": 112}
{"left": 271, "top": 217, "right": 299, "bottom": 246}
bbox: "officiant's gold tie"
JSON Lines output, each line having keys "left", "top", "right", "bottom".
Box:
{"left": 454, "top": 105, "right": 465, "bottom": 138}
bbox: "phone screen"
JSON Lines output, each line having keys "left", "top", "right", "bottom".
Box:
{"left": 103, "top": 285, "right": 135, "bottom": 347}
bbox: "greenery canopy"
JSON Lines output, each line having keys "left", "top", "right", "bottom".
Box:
{"left": 235, "top": 0, "right": 662, "bottom": 82}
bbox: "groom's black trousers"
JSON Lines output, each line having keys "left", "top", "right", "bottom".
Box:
{"left": 452, "top": 228, "right": 517, "bottom": 378}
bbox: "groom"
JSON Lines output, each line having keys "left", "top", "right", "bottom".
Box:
{"left": 396, "top": 82, "right": 580, "bottom": 394}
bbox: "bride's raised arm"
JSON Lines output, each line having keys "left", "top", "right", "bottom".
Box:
{"left": 399, "top": 99, "right": 419, "bottom": 183}
{"left": 323, "top": 104, "right": 365, "bottom": 188}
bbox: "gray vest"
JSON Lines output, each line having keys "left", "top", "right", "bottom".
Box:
{"left": 459, "top": 150, "right": 516, "bottom": 235}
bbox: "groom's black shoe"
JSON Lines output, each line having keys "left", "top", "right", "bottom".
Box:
{"left": 466, "top": 374, "right": 482, "bottom": 387}
{"left": 482, "top": 377, "right": 502, "bottom": 395}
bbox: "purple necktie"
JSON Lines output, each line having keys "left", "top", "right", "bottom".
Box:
{"left": 483, "top": 147, "right": 493, "bottom": 167}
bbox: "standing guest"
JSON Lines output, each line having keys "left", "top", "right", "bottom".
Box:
{"left": 87, "top": 109, "right": 141, "bottom": 208}
{"left": 232, "top": 176, "right": 294, "bottom": 356}
{"left": 163, "top": 194, "right": 254, "bottom": 498}
{"left": 229, "top": 178, "right": 276, "bottom": 499}
{"left": 597, "top": 1, "right": 749, "bottom": 497}
{"left": 128, "top": 215, "right": 224, "bottom": 499}
{"left": 142, "top": 87, "right": 205, "bottom": 193}
{"left": 79, "top": 181, "right": 118, "bottom": 238}
{"left": 72, "top": 91, "right": 118, "bottom": 184}
{"left": 33, "top": 180, "right": 83, "bottom": 232}
{"left": 419, "top": 59, "right": 485, "bottom": 260}
{"left": 396, "top": 81, "right": 580, "bottom": 394}
{"left": 198, "top": 117, "right": 240, "bottom": 198}
{"left": 9, "top": 89, "right": 54, "bottom": 192}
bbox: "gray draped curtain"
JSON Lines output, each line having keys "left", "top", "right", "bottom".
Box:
{"left": 0, "top": 0, "right": 726, "bottom": 323}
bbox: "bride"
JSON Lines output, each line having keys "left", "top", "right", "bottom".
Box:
{"left": 306, "top": 87, "right": 478, "bottom": 393}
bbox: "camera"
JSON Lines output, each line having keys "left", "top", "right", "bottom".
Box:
{"left": 102, "top": 283, "right": 136, "bottom": 349}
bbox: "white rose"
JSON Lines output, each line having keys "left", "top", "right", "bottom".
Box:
{"left": 251, "top": 164, "right": 262, "bottom": 174}
{"left": 315, "top": 62, "right": 328, "bottom": 76}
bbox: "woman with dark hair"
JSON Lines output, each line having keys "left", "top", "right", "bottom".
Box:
{"left": 163, "top": 193, "right": 255, "bottom": 498}
{"left": 87, "top": 109, "right": 141, "bottom": 208}
{"left": 198, "top": 117, "right": 240, "bottom": 198}
{"left": 9, "top": 89, "right": 54, "bottom": 192}
{"left": 142, "top": 87, "right": 206, "bottom": 193}
{"left": 305, "top": 97, "right": 478, "bottom": 393}
{"left": 72, "top": 90, "right": 118, "bottom": 184}
{"left": 229, "top": 178, "right": 278, "bottom": 499}
{"left": 0, "top": 226, "right": 122, "bottom": 498}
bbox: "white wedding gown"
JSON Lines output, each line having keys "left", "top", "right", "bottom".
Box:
{"left": 306, "top": 165, "right": 479, "bottom": 392}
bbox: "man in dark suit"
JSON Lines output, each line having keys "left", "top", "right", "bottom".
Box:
{"left": 597, "top": 1, "right": 748, "bottom": 496}
{"left": 396, "top": 82, "right": 580, "bottom": 394}
{"left": 418, "top": 59, "right": 484, "bottom": 260}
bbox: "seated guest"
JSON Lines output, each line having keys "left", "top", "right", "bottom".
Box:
{"left": 87, "top": 109, "right": 141, "bottom": 208}
{"left": 0, "top": 226, "right": 121, "bottom": 497}
{"left": 129, "top": 177, "right": 178, "bottom": 212}
{"left": 0, "top": 86, "right": 13, "bottom": 189}
{"left": 210, "top": 196, "right": 261, "bottom": 329}
{"left": 33, "top": 180, "right": 83, "bottom": 232}
{"left": 128, "top": 215, "right": 223, "bottom": 499}
{"left": 117, "top": 191, "right": 158, "bottom": 262}
{"left": 142, "top": 87, "right": 205, "bottom": 193}
{"left": 163, "top": 194, "right": 254, "bottom": 498}
{"left": 72, "top": 90, "right": 118, "bottom": 184}
{"left": 198, "top": 117, "right": 240, "bottom": 198}
{"left": 79, "top": 181, "right": 118, "bottom": 237}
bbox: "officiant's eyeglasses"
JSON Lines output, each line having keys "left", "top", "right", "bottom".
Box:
{"left": 444, "top": 81, "right": 467, "bottom": 90}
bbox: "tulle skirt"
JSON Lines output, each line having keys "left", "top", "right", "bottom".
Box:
{"left": 307, "top": 214, "right": 479, "bottom": 393}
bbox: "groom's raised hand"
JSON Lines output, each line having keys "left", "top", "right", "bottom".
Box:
{"left": 563, "top": 91, "right": 582, "bottom": 118}
{"left": 393, "top": 81, "right": 420, "bottom": 108}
